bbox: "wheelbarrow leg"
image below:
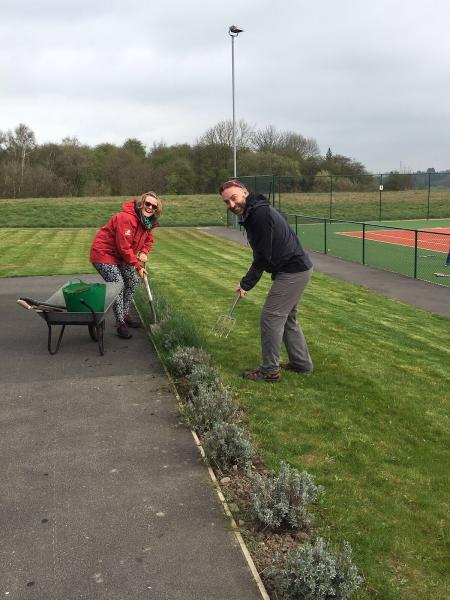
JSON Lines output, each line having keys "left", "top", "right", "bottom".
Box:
{"left": 81, "top": 299, "right": 105, "bottom": 356}
{"left": 46, "top": 322, "right": 66, "bottom": 355}
{"left": 96, "top": 321, "right": 105, "bottom": 356}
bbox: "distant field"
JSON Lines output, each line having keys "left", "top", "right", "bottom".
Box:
{"left": 1, "top": 189, "right": 449, "bottom": 228}
{"left": 0, "top": 195, "right": 225, "bottom": 228}
{"left": 279, "top": 189, "right": 450, "bottom": 220}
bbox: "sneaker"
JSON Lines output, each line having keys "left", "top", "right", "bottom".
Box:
{"left": 125, "top": 314, "right": 141, "bottom": 328}
{"left": 280, "top": 362, "right": 313, "bottom": 373}
{"left": 117, "top": 324, "right": 132, "bottom": 339}
{"left": 242, "top": 368, "right": 281, "bottom": 383}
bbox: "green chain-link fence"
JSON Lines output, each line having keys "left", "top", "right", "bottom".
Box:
{"left": 288, "top": 214, "right": 450, "bottom": 287}
{"left": 235, "top": 172, "right": 450, "bottom": 221}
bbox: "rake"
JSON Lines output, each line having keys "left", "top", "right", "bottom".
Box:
{"left": 434, "top": 272, "right": 450, "bottom": 278}
{"left": 212, "top": 292, "right": 241, "bottom": 338}
{"left": 143, "top": 271, "right": 158, "bottom": 323}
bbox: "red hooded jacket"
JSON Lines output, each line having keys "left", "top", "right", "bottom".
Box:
{"left": 90, "top": 200, "right": 158, "bottom": 271}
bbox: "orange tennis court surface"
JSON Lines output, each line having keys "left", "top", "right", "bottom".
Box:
{"left": 340, "top": 227, "right": 450, "bottom": 252}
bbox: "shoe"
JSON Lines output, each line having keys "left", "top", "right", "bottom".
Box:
{"left": 243, "top": 368, "right": 281, "bottom": 383}
{"left": 125, "top": 314, "right": 141, "bottom": 328}
{"left": 280, "top": 362, "right": 313, "bottom": 373}
{"left": 117, "top": 324, "right": 132, "bottom": 339}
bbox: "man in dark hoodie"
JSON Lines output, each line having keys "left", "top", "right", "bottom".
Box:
{"left": 90, "top": 191, "right": 161, "bottom": 339}
{"left": 219, "top": 180, "right": 313, "bottom": 382}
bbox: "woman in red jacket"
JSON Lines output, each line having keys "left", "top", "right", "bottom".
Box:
{"left": 90, "top": 191, "right": 162, "bottom": 339}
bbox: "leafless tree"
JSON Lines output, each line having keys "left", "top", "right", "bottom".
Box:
{"left": 3, "top": 124, "right": 36, "bottom": 195}
{"left": 198, "top": 119, "right": 254, "bottom": 150}
{"left": 278, "top": 131, "right": 320, "bottom": 159}
{"left": 252, "top": 125, "right": 283, "bottom": 152}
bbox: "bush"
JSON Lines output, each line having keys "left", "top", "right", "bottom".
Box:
{"left": 203, "top": 421, "right": 253, "bottom": 472}
{"left": 251, "top": 462, "right": 323, "bottom": 530}
{"left": 272, "top": 537, "right": 363, "bottom": 600}
{"left": 187, "top": 363, "right": 222, "bottom": 397}
{"left": 183, "top": 383, "right": 237, "bottom": 436}
{"left": 167, "top": 346, "right": 210, "bottom": 378}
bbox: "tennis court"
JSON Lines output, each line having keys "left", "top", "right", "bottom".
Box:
{"left": 292, "top": 217, "right": 450, "bottom": 286}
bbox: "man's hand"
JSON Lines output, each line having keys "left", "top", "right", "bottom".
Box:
{"left": 138, "top": 252, "right": 148, "bottom": 263}
{"left": 236, "top": 285, "right": 247, "bottom": 297}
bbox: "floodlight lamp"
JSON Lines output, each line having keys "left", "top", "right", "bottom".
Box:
{"left": 229, "top": 25, "right": 244, "bottom": 36}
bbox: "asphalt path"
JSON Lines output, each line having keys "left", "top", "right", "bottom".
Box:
{"left": 0, "top": 274, "right": 262, "bottom": 600}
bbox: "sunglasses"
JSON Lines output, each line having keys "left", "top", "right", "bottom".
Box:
{"left": 143, "top": 201, "right": 158, "bottom": 209}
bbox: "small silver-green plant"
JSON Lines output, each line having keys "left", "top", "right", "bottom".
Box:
{"left": 251, "top": 461, "right": 323, "bottom": 529}
{"left": 187, "top": 363, "right": 222, "bottom": 397}
{"left": 272, "top": 537, "right": 363, "bottom": 600}
{"left": 167, "top": 346, "right": 210, "bottom": 378}
{"left": 203, "top": 421, "right": 253, "bottom": 472}
{"left": 183, "top": 383, "right": 237, "bottom": 436}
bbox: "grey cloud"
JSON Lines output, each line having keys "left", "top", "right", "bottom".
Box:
{"left": 1, "top": 0, "right": 450, "bottom": 172}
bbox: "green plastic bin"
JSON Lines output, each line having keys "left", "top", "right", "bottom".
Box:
{"left": 62, "top": 280, "right": 106, "bottom": 313}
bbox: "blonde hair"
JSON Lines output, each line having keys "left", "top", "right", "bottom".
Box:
{"left": 137, "top": 191, "right": 163, "bottom": 218}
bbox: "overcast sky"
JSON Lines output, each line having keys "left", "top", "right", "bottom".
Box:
{"left": 1, "top": 0, "right": 449, "bottom": 173}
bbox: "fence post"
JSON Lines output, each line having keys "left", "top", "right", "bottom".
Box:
{"left": 278, "top": 176, "right": 281, "bottom": 210}
{"left": 362, "top": 223, "right": 366, "bottom": 265}
{"left": 329, "top": 176, "right": 333, "bottom": 219}
{"left": 379, "top": 174, "right": 383, "bottom": 221}
{"left": 427, "top": 172, "right": 431, "bottom": 220}
{"left": 414, "top": 230, "right": 418, "bottom": 279}
{"left": 295, "top": 215, "right": 298, "bottom": 236}
{"left": 324, "top": 219, "right": 328, "bottom": 254}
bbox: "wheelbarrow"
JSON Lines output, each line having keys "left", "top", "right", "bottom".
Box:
{"left": 17, "top": 281, "right": 123, "bottom": 356}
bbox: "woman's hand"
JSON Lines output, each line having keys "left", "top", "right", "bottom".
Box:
{"left": 236, "top": 285, "right": 247, "bottom": 297}
{"left": 138, "top": 267, "right": 146, "bottom": 279}
{"left": 138, "top": 252, "right": 148, "bottom": 263}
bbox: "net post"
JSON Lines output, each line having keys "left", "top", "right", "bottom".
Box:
{"left": 324, "top": 218, "right": 328, "bottom": 254}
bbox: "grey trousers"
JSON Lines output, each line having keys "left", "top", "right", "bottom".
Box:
{"left": 259, "top": 269, "right": 313, "bottom": 373}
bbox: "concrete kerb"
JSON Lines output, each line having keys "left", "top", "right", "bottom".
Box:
{"left": 134, "top": 302, "right": 271, "bottom": 600}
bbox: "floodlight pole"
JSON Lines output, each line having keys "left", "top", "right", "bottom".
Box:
{"left": 229, "top": 25, "right": 243, "bottom": 178}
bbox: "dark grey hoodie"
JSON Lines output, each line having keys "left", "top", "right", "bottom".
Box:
{"left": 238, "top": 193, "right": 312, "bottom": 291}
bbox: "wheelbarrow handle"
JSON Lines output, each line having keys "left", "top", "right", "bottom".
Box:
{"left": 17, "top": 299, "right": 35, "bottom": 310}
{"left": 17, "top": 297, "right": 67, "bottom": 312}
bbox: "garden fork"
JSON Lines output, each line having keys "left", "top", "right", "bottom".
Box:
{"left": 212, "top": 292, "right": 241, "bottom": 338}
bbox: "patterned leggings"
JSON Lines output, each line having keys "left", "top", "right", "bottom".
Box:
{"left": 93, "top": 263, "right": 140, "bottom": 325}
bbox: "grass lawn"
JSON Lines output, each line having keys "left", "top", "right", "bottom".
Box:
{"left": 1, "top": 227, "right": 449, "bottom": 599}
{"left": 145, "top": 230, "right": 450, "bottom": 600}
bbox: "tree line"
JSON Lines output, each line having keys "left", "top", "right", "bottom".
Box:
{"left": 0, "top": 121, "right": 421, "bottom": 199}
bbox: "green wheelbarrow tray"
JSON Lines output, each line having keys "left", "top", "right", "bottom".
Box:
{"left": 37, "top": 281, "right": 122, "bottom": 355}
